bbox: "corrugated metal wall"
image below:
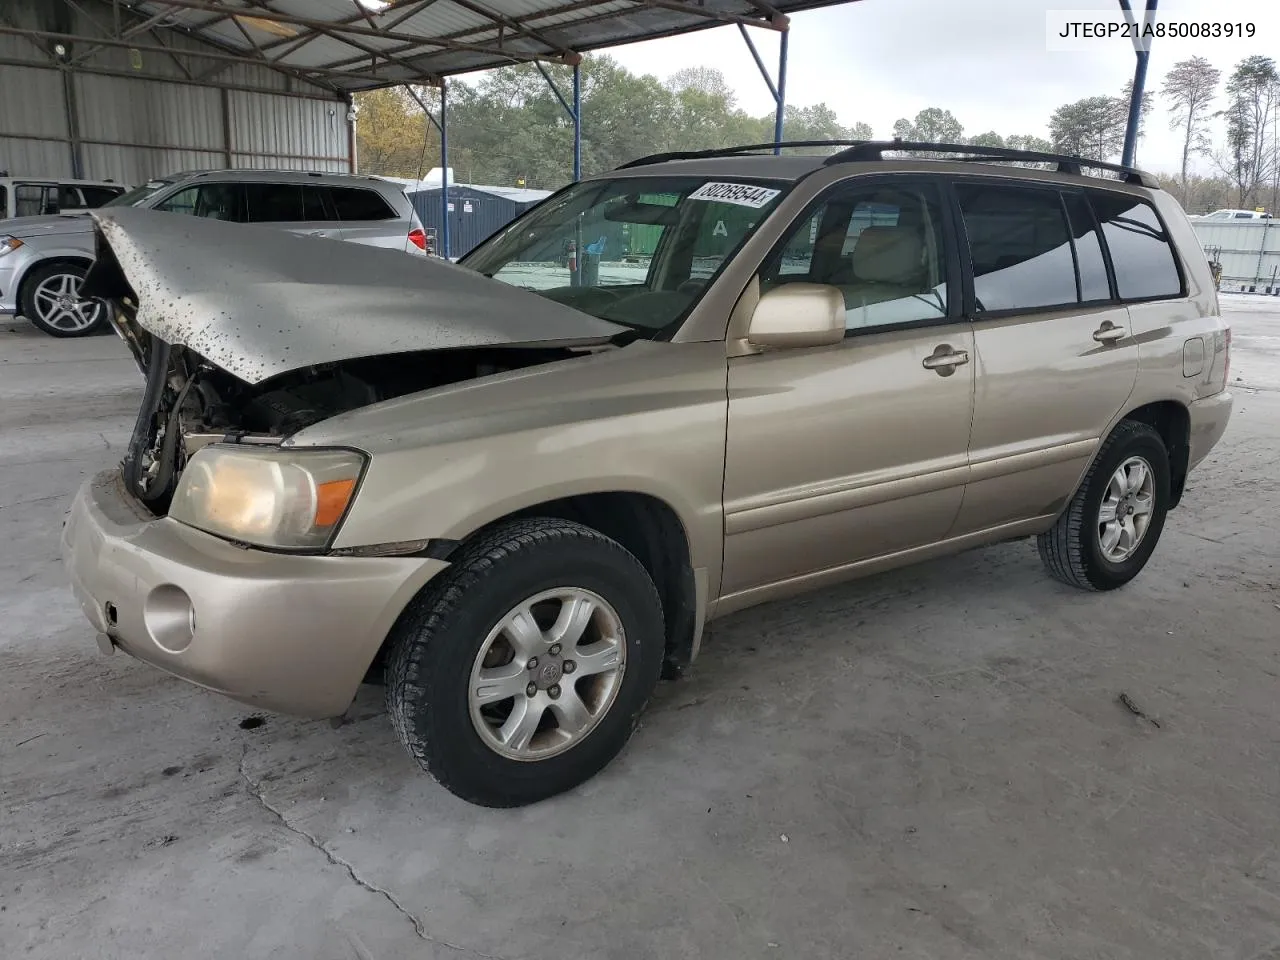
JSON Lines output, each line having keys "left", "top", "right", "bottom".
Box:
{"left": 0, "top": 3, "right": 350, "bottom": 185}
{"left": 1192, "top": 220, "right": 1280, "bottom": 293}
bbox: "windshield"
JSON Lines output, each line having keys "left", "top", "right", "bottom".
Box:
{"left": 102, "top": 180, "right": 174, "bottom": 208}
{"left": 461, "top": 176, "right": 788, "bottom": 337}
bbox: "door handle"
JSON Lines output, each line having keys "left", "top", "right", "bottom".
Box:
{"left": 922, "top": 346, "right": 970, "bottom": 373}
{"left": 1093, "top": 322, "right": 1127, "bottom": 343}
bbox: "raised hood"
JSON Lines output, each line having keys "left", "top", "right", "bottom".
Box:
{"left": 86, "top": 207, "right": 626, "bottom": 385}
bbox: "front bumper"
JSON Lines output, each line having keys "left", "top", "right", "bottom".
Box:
{"left": 61, "top": 469, "right": 448, "bottom": 718}
{"left": 0, "top": 259, "right": 20, "bottom": 313}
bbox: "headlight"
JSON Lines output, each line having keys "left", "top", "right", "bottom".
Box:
{"left": 0, "top": 236, "right": 23, "bottom": 257}
{"left": 169, "top": 446, "right": 366, "bottom": 550}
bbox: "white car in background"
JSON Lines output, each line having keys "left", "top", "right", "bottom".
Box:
{"left": 0, "top": 169, "right": 428, "bottom": 337}
{"left": 1192, "top": 208, "right": 1272, "bottom": 221}
{"left": 0, "top": 175, "right": 127, "bottom": 221}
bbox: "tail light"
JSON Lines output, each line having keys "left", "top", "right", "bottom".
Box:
{"left": 408, "top": 228, "right": 427, "bottom": 252}
{"left": 1223, "top": 327, "right": 1231, "bottom": 384}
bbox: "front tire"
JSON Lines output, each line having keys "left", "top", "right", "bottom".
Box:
{"left": 20, "top": 262, "right": 107, "bottom": 338}
{"left": 1038, "top": 420, "right": 1171, "bottom": 591}
{"left": 385, "top": 518, "right": 665, "bottom": 807}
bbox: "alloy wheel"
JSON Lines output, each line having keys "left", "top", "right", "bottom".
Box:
{"left": 31, "top": 272, "right": 103, "bottom": 334}
{"left": 468, "top": 587, "right": 627, "bottom": 761}
{"left": 1098, "top": 455, "right": 1156, "bottom": 563}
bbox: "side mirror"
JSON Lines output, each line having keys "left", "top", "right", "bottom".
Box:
{"left": 746, "top": 283, "right": 846, "bottom": 349}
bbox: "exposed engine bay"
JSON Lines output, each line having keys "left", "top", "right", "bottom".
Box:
{"left": 114, "top": 304, "right": 593, "bottom": 514}
{"left": 79, "top": 208, "right": 632, "bottom": 517}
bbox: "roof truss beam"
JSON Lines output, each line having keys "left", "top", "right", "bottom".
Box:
{"left": 110, "top": 0, "right": 579, "bottom": 65}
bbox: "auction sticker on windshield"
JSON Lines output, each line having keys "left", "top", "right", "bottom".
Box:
{"left": 687, "top": 182, "right": 781, "bottom": 208}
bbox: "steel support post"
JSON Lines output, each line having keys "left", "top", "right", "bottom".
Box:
{"left": 440, "top": 79, "right": 450, "bottom": 260}
{"left": 738, "top": 21, "right": 789, "bottom": 155}
{"left": 1119, "top": 0, "right": 1158, "bottom": 168}
{"left": 573, "top": 61, "right": 582, "bottom": 181}
{"left": 774, "top": 27, "right": 788, "bottom": 154}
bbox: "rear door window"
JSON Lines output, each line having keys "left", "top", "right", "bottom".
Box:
{"left": 1061, "top": 192, "right": 1112, "bottom": 301}
{"left": 244, "top": 183, "right": 306, "bottom": 223}
{"left": 1087, "top": 191, "right": 1183, "bottom": 301}
{"left": 58, "top": 185, "right": 83, "bottom": 209}
{"left": 955, "top": 182, "right": 1078, "bottom": 312}
{"left": 302, "top": 185, "right": 331, "bottom": 221}
{"left": 330, "top": 187, "right": 396, "bottom": 221}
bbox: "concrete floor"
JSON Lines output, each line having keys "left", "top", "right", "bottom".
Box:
{"left": 2, "top": 298, "right": 1278, "bottom": 960}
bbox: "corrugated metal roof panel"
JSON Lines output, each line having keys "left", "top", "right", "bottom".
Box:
{"left": 124, "top": 0, "right": 867, "bottom": 87}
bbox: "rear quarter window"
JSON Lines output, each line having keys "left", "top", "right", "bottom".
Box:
{"left": 79, "top": 186, "right": 125, "bottom": 207}
{"left": 1088, "top": 191, "right": 1183, "bottom": 301}
{"left": 329, "top": 187, "right": 397, "bottom": 221}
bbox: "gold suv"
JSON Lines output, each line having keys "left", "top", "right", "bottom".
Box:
{"left": 62, "top": 141, "right": 1233, "bottom": 807}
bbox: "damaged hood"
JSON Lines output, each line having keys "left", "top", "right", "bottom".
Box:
{"left": 87, "top": 207, "right": 627, "bottom": 385}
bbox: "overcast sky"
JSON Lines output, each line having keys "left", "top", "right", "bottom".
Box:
{"left": 596, "top": 0, "right": 1279, "bottom": 175}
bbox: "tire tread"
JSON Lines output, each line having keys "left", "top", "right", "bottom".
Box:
{"left": 385, "top": 517, "right": 662, "bottom": 807}
{"left": 1038, "top": 419, "right": 1166, "bottom": 591}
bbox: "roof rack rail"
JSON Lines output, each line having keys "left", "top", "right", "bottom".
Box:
{"left": 615, "top": 140, "right": 873, "bottom": 170}
{"left": 822, "top": 139, "right": 1161, "bottom": 188}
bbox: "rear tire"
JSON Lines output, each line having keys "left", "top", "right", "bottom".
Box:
{"left": 385, "top": 518, "right": 665, "bottom": 807}
{"left": 20, "top": 262, "right": 107, "bottom": 338}
{"left": 1038, "top": 420, "right": 1171, "bottom": 591}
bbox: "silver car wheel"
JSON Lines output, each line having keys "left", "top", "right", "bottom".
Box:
{"left": 1098, "top": 455, "right": 1156, "bottom": 563}
{"left": 468, "top": 587, "right": 627, "bottom": 762}
{"left": 31, "top": 272, "right": 103, "bottom": 333}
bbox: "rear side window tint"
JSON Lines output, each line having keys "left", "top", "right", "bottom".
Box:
{"left": 1061, "top": 193, "right": 1111, "bottom": 301}
{"left": 956, "top": 183, "right": 1077, "bottom": 312}
{"left": 1088, "top": 192, "right": 1183, "bottom": 300}
{"left": 302, "top": 185, "right": 330, "bottom": 221}
{"left": 244, "top": 183, "right": 306, "bottom": 223}
{"left": 330, "top": 187, "right": 396, "bottom": 221}
{"left": 79, "top": 186, "right": 124, "bottom": 207}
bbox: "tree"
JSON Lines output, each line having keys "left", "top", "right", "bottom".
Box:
{"left": 353, "top": 87, "right": 431, "bottom": 178}
{"left": 1162, "top": 56, "right": 1221, "bottom": 200}
{"left": 666, "top": 66, "right": 735, "bottom": 102}
{"left": 893, "top": 107, "right": 963, "bottom": 144}
{"left": 967, "top": 131, "right": 1005, "bottom": 148}
{"left": 849, "top": 121, "right": 874, "bottom": 141}
{"left": 1216, "top": 55, "right": 1279, "bottom": 209}
{"left": 1005, "top": 134, "right": 1054, "bottom": 153}
{"left": 776, "top": 104, "right": 871, "bottom": 148}
{"left": 1118, "top": 79, "right": 1155, "bottom": 164}
{"left": 1050, "top": 96, "right": 1126, "bottom": 161}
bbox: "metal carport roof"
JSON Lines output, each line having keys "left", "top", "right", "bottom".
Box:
{"left": 70, "top": 0, "right": 865, "bottom": 91}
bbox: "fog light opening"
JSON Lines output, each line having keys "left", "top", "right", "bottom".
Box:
{"left": 143, "top": 584, "right": 196, "bottom": 653}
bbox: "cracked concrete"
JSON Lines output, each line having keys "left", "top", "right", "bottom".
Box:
{"left": 237, "top": 749, "right": 432, "bottom": 946}
{"left": 2, "top": 297, "right": 1279, "bottom": 960}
